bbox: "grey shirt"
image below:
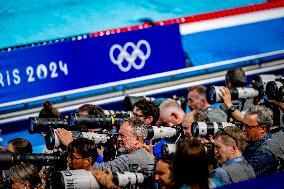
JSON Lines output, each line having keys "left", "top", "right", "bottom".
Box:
{"left": 210, "top": 157, "right": 255, "bottom": 185}
{"left": 271, "top": 127, "right": 284, "bottom": 149}
{"left": 220, "top": 99, "right": 254, "bottom": 115}
{"left": 205, "top": 106, "right": 228, "bottom": 122}
{"left": 93, "top": 148, "right": 154, "bottom": 172}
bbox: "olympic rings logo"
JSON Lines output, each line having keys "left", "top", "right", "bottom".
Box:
{"left": 109, "top": 40, "right": 151, "bottom": 72}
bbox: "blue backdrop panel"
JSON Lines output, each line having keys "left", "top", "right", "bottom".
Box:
{"left": 1, "top": 130, "right": 44, "bottom": 153}
{"left": 0, "top": 24, "right": 185, "bottom": 105}
{"left": 182, "top": 17, "right": 284, "bottom": 65}
{"left": 220, "top": 171, "right": 284, "bottom": 189}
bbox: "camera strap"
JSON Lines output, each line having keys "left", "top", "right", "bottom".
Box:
{"left": 240, "top": 99, "right": 246, "bottom": 112}
{"left": 224, "top": 157, "right": 245, "bottom": 166}
{"left": 204, "top": 106, "right": 214, "bottom": 115}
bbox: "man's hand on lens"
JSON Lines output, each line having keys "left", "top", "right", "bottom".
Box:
{"left": 92, "top": 168, "right": 119, "bottom": 188}
{"left": 219, "top": 87, "right": 233, "bottom": 108}
{"left": 55, "top": 128, "right": 73, "bottom": 146}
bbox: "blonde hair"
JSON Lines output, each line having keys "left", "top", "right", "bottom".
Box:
{"left": 10, "top": 163, "right": 44, "bottom": 189}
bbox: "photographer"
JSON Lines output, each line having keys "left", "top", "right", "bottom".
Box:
{"left": 93, "top": 117, "right": 154, "bottom": 172}
{"left": 218, "top": 87, "right": 245, "bottom": 122}
{"left": 10, "top": 163, "right": 44, "bottom": 189}
{"left": 77, "top": 104, "right": 104, "bottom": 116}
{"left": 54, "top": 104, "right": 106, "bottom": 162}
{"left": 155, "top": 155, "right": 174, "bottom": 189}
{"left": 187, "top": 85, "right": 227, "bottom": 122}
{"left": 39, "top": 101, "right": 61, "bottom": 118}
{"left": 243, "top": 105, "right": 284, "bottom": 177}
{"left": 265, "top": 100, "right": 284, "bottom": 149}
{"left": 66, "top": 138, "right": 101, "bottom": 188}
{"left": 210, "top": 126, "right": 255, "bottom": 185}
{"left": 157, "top": 99, "right": 185, "bottom": 126}
{"left": 67, "top": 138, "right": 98, "bottom": 171}
{"left": 6, "top": 138, "right": 32, "bottom": 153}
{"left": 55, "top": 127, "right": 108, "bottom": 163}
{"left": 219, "top": 67, "right": 253, "bottom": 122}
{"left": 1, "top": 138, "right": 33, "bottom": 186}
{"left": 173, "top": 138, "right": 221, "bottom": 189}
{"left": 152, "top": 99, "right": 184, "bottom": 159}
{"left": 133, "top": 99, "right": 160, "bottom": 125}
{"left": 182, "top": 110, "right": 210, "bottom": 138}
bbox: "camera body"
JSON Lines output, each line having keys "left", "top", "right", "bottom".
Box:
{"left": 266, "top": 78, "right": 284, "bottom": 102}
{"left": 162, "top": 143, "right": 176, "bottom": 158}
{"left": 253, "top": 74, "right": 282, "bottom": 98}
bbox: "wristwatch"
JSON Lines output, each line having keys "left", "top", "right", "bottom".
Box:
{"left": 228, "top": 105, "right": 237, "bottom": 114}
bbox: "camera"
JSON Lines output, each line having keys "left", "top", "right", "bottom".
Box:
{"left": 28, "top": 117, "right": 68, "bottom": 134}
{"left": 253, "top": 74, "right": 282, "bottom": 98}
{"left": 206, "top": 86, "right": 259, "bottom": 104}
{"left": 0, "top": 152, "right": 67, "bottom": 170}
{"left": 51, "top": 169, "right": 154, "bottom": 189}
{"left": 68, "top": 113, "right": 129, "bottom": 129}
{"left": 162, "top": 143, "right": 176, "bottom": 158}
{"left": 51, "top": 169, "right": 99, "bottom": 189}
{"left": 28, "top": 110, "right": 132, "bottom": 134}
{"left": 191, "top": 122, "right": 235, "bottom": 138}
{"left": 113, "top": 170, "right": 154, "bottom": 188}
{"left": 45, "top": 128, "right": 111, "bottom": 150}
{"left": 146, "top": 125, "right": 183, "bottom": 140}
{"left": 161, "top": 141, "right": 215, "bottom": 165}
{"left": 112, "top": 172, "right": 145, "bottom": 188}
{"left": 266, "top": 78, "right": 284, "bottom": 102}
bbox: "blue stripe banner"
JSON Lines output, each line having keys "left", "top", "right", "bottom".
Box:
{"left": 0, "top": 24, "right": 185, "bottom": 106}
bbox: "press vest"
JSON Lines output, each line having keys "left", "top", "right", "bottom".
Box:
{"left": 223, "top": 160, "right": 255, "bottom": 183}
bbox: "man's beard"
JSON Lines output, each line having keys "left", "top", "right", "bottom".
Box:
{"left": 118, "top": 140, "right": 135, "bottom": 154}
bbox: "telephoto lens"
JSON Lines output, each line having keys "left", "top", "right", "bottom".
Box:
{"left": 51, "top": 169, "right": 100, "bottom": 189}
{"left": 191, "top": 122, "right": 235, "bottom": 138}
{"left": 45, "top": 128, "right": 110, "bottom": 150}
{"left": 68, "top": 113, "right": 125, "bottom": 129}
{"left": 206, "top": 86, "right": 259, "bottom": 104}
{"left": 28, "top": 117, "right": 68, "bottom": 134}
{"left": 112, "top": 172, "right": 146, "bottom": 187}
{"left": 146, "top": 125, "right": 183, "bottom": 140}
{"left": 0, "top": 152, "right": 67, "bottom": 170}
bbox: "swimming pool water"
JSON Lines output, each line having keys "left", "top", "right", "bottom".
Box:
{"left": 0, "top": 0, "right": 266, "bottom": 49}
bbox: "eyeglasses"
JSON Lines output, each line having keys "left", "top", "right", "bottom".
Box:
{"left": 133, "top": 112, "right": 144, "bottom": 118}
{"left": 242, "top": 124, "right": 262, "bottom": 129}
{"left": 68, "top": 153, "right": 86, "bottom": 160}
